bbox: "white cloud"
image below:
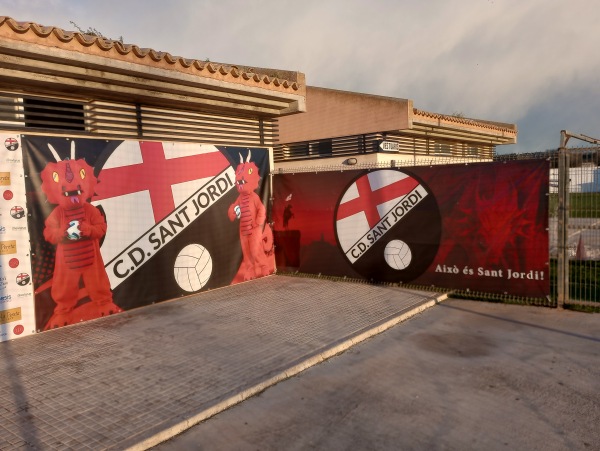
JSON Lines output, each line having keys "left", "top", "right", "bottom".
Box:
{"left": 2, "top": 0, "right": 599, "bottom": 152}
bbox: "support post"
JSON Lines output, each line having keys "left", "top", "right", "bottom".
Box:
{"left": 557, "top": 136, "right": 568, "bottom": 308}
{"left": 556, "top": 130, "right": 599, "bottom": 308}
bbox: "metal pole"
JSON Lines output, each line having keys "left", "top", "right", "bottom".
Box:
{"left": 557, "top": 131, "right": 569, "bottom": 308}
{"left": 556, "top": 130, "right": 600, "bottom": 308}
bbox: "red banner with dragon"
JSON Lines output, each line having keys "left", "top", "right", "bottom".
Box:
{"left": 22, "top": 136, "right": 273, "bottom": 331}
{"left": 272, "top": 160, "right": 549, "bottom": 299}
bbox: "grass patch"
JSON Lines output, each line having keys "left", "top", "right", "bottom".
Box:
{"left": 564, "top": 303, "right": 600, "bottom": 313}
{"left": 549, "top": 193, "right": 600, "bottom": 218}
{"left": 549, "top": 259, "right": 600, "bottom": 306}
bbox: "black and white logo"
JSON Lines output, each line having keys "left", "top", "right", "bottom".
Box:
{"left": 334, "top": 169, "right": 441, "bottom": 283}
{"left": 4, "top": 137, "right": 18, "bottom": 151}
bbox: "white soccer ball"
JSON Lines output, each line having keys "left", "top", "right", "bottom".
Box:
{"left": 174, "top": 244, "right": 213, "bottom": 292}
{"left": 67, "top": 220, "right": 81, "bottom": 240}
{"left": 384, "top": 240, "right": 412, "bottom": 270}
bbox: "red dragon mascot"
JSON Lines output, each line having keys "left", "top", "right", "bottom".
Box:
{"left": 39, "top": 141, "right": 121, "bottom": 328}
{"left": 228, "top": 151, "right": 275, "bottom": 282}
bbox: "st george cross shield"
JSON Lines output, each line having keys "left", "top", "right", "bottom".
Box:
{"left": 334, "top": 169, "right": 442, "bottom": 283}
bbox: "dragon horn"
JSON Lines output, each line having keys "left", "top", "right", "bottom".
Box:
{"left": 239, "top": 152, "right": 243, "bottom": 164}
{"left": 246, "top": 150, "right": 252, "bottom": 162}
{"left": 70, "top": 140, "right": 76, "bottom": 160}
{"left": 47, "top": 144, "right": 61, "bottom": 162}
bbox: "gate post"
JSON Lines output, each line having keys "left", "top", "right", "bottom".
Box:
{"left": 557, "top": 134, "right": 569, "bottom": 308}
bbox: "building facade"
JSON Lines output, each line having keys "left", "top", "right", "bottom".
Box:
{"left": 0, "top": 16, "right": 306, "bottom": 146}
{"left": 274, "top": 86, "right": 517, "bottom": 169}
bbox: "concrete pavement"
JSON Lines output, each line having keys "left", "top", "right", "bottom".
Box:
{"left": 154, "top": 298, "right": 600, "bottom": 451}
{"left": 0, "top": 275, "right": 444, "bottom": 450}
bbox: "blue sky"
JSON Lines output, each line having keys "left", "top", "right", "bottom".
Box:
{"left": 2, "top": 0, "right": 599, "bottom": 153}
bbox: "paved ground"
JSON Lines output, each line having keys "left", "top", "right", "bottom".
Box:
{"left": 0, "top": 275, "right": 443, "bottom": 450}
{"left": 154, "top": 299, "right": 600, "bottom": 451}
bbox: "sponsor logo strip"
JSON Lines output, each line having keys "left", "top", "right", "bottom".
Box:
{"left": 0, "top": 307, "right": 21, "bottom": 324}
{"left": 0, "top": 172, "right": 10, "bottom": 186}
{"left": 0, "top": 240, "right": 16, "bottom": 255}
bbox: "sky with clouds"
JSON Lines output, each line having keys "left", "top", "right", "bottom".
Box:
{"left": 2, "top": 0, "right": 599, "bottom": 153}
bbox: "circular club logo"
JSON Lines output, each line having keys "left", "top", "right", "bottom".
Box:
{"left": 16, "top": 272, "right": 30, "bottom": 286}
{"left": 10, "top": 206, "right": 25, "bottom": 219}
{"left": 4, "top": 137, "right": 19, "bottom": 151}
{"left": 334, "top": 169, "right": 441, "bottom": 283}
{"left": 9, "top": 258, "right": 19, "bottom": 268}
{"left": 13, "top": 324, "right": 24, "bottom": 335}
{"left": 3, "top": 190, "right": 13, "bottom": 201}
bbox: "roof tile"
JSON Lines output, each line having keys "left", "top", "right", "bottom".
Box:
{"left": 0, "top": 16, "right": 302, "bottom": 92}
{"left": 413, "top": 108, "right": 516, "bottom": 134}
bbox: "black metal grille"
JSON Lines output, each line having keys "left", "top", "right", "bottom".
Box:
{"left": 274, "top": 132, "right": 495, "bottom": 162}
{"left": 0, "top": 92, "right": 278, "bottom": 146}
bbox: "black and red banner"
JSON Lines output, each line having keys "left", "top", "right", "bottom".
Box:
{"left": 273, "top": 159, "right": 549, "bottom": 298}
{"left": 22, "top": 136, "right": 272, "bottom": 330}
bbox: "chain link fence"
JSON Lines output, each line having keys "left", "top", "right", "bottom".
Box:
{"left": 551, "top": 146, "right": 600, "bottom": 309}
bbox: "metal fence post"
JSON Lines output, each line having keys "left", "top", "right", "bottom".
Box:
{"left": 557, "top": 138, "right": 569, "bottom": 308}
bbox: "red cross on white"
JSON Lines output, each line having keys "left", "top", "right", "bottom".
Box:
{"left": 4, "top": 137, "right": 18, "bottom": 150}
{"left": 337, "top": 173, "right": 419, "bottom": 229}
{"left": 93, "top": 142, "right": 229, "bottom": 223}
